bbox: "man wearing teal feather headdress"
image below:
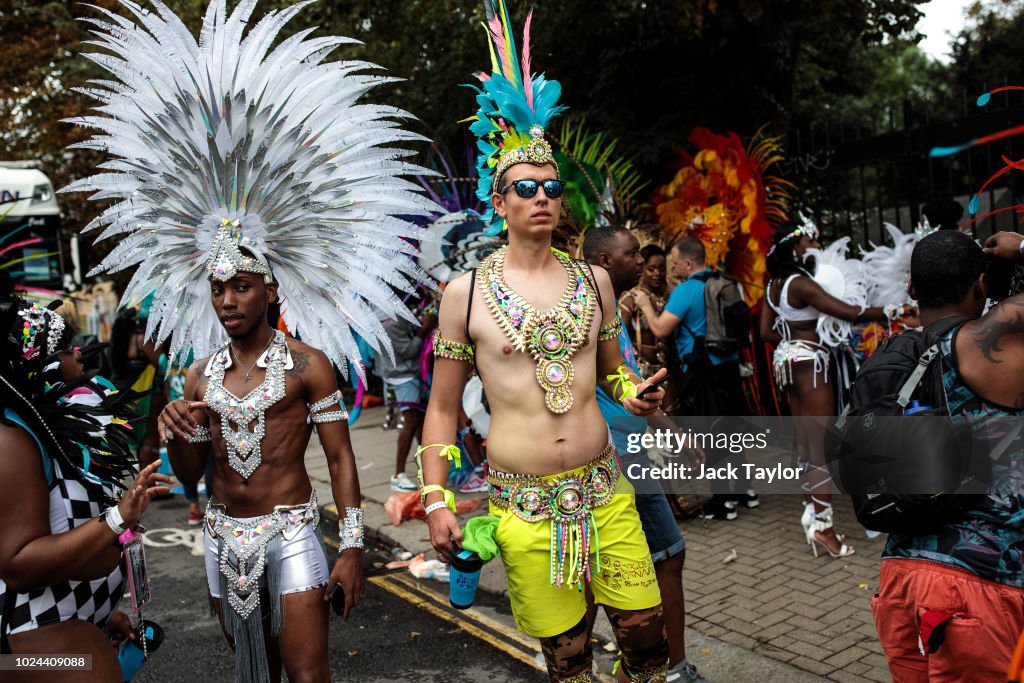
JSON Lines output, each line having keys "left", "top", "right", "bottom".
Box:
{"left": 420, "top": 2, "right": 671, "bottom": 681}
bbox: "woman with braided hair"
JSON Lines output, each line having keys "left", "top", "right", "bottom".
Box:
{"left": 0, "top": 291, "right": 172, "bottom": 682}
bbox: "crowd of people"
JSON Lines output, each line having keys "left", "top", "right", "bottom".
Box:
{"left": 1, "top": 1, "right": 1022, "bottom": 683}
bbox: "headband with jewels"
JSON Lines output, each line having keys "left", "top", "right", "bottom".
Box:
{"left": 492, "top": 125, "right": 558, "bottom": 193}
{"left": 914, "top": 216, "right": 939, "bottom": 239}
{"left": 17, "top": 303, "right": 66, "bottom": 360}
{"left": 466, "top": 0, "right": 567, "bottom": 235}
{"left": 780, "top": 212, "right": 821, "bottom": 243}
{"left": 62, "top": 0, "right": 439, "bottom": 376}
{"left": 207, "top": 219, "right": 272, "bottom": 284}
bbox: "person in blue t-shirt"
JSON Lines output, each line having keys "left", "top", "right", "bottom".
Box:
{"left": 634, "top": 237, "right": 758, "bottom": 520}
{"left": 583, "top": 226, "right": 708, "bottom": 683}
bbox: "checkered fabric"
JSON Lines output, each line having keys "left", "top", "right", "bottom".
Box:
{"left": 1, "top": 460, "right": 125, "bottom": 636}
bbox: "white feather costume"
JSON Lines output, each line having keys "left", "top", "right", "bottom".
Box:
{"left": 861, "top": 221, "right": 936, "bottom": 308}
{"left": 807, "top": 237, "right": 869, "bottom": 349}
{"left": 62, "top": 0, "right": 439, "bottom": 377}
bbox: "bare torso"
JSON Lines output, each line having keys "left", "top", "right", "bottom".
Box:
{"left": 193, "top": 339, "right": 318, "bottom": 516}
{"left": 466, "top": 260, "right": 609, "bottom": 475}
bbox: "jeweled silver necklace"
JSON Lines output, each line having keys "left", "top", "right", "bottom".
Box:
{"left": 204, "top": 330, "right": 291, "bottom": 479}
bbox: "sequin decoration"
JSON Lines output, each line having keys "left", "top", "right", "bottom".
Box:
{"left": 207, "top": 494, "right": 318, "bottom": 621}
{"left": 487, "top": 445, "right": 619, "bottom": 589}
{"left": 479, "top": 246, "right": 595, "bottom": 414}
{"left": 204, "top": 330, "right": 289, "bottom": 479}
{"left": 18, "top": 304, "right": 66, "bottom": 359}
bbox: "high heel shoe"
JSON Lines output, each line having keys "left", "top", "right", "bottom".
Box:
{"left": 800, "top": 502, "right": 815, "bottom": 545}
{"left": 802, "top": 501, "right": 845, "bottom": 545}
{"left": 806, "top": 511, "right": 854, "bottom": 559}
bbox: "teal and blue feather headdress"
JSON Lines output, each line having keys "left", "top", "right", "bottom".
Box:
{"left": 466, "top": 0, "right": 567, "bottom": 235}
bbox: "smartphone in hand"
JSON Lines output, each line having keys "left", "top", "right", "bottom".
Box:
{"left": 638, "top": 373, "right": 670, "bottom": 399}
{"left": 330, "top": 586, "right": 345, "bottom": 617}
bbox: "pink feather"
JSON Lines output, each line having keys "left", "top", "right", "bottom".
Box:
{"left": 486, "top": 12, "right": 516, "bottom": 79}
{"left": 522, "top": 10, "right": 533, "bottom": 108}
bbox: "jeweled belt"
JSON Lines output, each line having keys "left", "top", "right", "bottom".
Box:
{"left": 488, "top": 444, "right": 618, "bottom": 589}
{"left": 205, "top": 491, "right": 319, "bottom": 621}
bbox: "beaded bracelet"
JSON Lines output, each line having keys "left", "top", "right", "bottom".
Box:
{"left": 338, "top": 507, "right": 364, "bottom": 551}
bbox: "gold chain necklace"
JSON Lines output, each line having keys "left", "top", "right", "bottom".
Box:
{"left": 479, "top": 246, "right": 596, "bottom": 413}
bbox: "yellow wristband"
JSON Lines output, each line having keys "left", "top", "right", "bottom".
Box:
{"left": 415, "top": 443, "right": 462, "bottom": 469}
{"left": 606, "top": 365, "right": 638, "bottom": 403}
{"left": 419, "top": 485, "right": 456, "bottom": 513}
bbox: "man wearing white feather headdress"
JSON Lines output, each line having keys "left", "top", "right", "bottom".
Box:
{"left": 419, "top": 2, "right": 669, "bottom": 681}
{"left": 760, "top": 217, "right": 897, "bottom": 561}
{"left": 62, "top": 1, "right": 438, "bottom": 681}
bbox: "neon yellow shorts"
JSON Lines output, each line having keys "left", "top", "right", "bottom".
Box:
{"left": 491, "top": 473, "right": 661, "bottom": 638}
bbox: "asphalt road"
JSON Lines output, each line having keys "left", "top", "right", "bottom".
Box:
{"left": 130, "top": 497, "right": 546, "bottom": 683}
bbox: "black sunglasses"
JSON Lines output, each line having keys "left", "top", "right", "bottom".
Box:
{"left": 499, "top": 178, "right": 566, "bottom": 199}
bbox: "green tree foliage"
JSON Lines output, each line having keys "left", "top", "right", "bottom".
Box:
{"left": 1, "top": 0, "right": 936, "bottom": 240}
{"left": 951, "top": 0, "right": 1024, "bottom": 92}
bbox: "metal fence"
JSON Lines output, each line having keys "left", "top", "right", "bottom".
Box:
{"left": 782, "top": 87, "right": 1024, "bottom": 248}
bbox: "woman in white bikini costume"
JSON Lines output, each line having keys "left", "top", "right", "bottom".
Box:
{"left": 760, "top": 220, "right": 893, "bottom": 559}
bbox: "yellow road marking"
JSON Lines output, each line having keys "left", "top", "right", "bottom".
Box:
{"left": 386, "top": 570, "right": 539, "bottom": 652}
{"left": 370, "top": 572, "right": 615, "bottom": 683}
{"left": 370, "top": 573, "right": 544, "bottom": 674}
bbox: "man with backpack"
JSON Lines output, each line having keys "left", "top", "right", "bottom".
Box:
{"left": 634, "top": 236, "right": 757, "bottom": 520}
{"left": 850, "top": 230, "right": 1024, "bottom": 682}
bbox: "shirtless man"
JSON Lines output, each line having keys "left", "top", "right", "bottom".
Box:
{"left": 159, "top": 265, "right": 364, "bottom": 683}
{"left": 421, "top": 151, "right": 671, "bottom": 681}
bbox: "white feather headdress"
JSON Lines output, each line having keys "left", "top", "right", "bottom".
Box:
{"left": 62, "top": 0, "right": 439, "bottom": 377}
{"left": 807, "top": 237, "right": 868, "bottom": 348}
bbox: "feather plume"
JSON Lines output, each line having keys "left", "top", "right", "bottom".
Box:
{"left": 860, "top": 223, "right": 918, "bottom": 308}
{"left": 808, "top": 238, "right": 869, "bottom": 348}
{"left": 64, "top": 0, "right": 439, "bottom": 378}
{"left": 468, "top": 1, "right": 566, "bottom": 235}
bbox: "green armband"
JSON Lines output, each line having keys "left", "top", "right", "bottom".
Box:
{"left": 606, "top": 365, "right": 638, "bottom": 403}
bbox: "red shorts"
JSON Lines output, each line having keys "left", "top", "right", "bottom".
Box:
{"left": 872, "top": 558, "right": 1024, "bottom": 682}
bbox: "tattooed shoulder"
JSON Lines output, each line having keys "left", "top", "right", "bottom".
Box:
{"left": 970, "top": 298, "right": 1024, "bottom": 363}
{"left": 287, "top": 344, "right": 312, "bottom": 380}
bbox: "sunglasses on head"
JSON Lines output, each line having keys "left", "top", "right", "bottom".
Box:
{"left": 499, "top": 178, "right": 566, "bottom": 199}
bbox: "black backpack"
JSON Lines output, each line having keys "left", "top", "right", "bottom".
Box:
{"left": 828, "top": 316, "right": 1009, "bottom": 535}
{"left": 692, "top": 271, "right": 751, "bottom": 356}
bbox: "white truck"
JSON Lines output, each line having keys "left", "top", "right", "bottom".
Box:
{"left": 0, "top": 161, "right": 64, "bottom": 287}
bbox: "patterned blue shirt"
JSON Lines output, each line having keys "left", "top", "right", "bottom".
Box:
{"left": 882, "top": 326, "right": 1024, "bottom": 587}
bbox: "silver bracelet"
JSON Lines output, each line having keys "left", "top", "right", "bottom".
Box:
{"left": 338, "top": 507, "right": 364, "bottom": 551}
{"left": 423, "top": 501, "right": 448, "bottom": 516}
{"left": 188, "top": 426, "right": 211, "bottom": 443}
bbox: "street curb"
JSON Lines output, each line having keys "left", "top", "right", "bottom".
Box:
{"left": 320, "top": 502, "right": 511, "bottom": 600}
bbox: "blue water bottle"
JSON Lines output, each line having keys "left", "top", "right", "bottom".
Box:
{"left": 904, "top": 400, "right": 932, "bottom": 415}
{"left": 118, "top": 620, "right": 164, "bottom": 681}
{"left": 448, "top": 547, "right": 484, "bottom": 610}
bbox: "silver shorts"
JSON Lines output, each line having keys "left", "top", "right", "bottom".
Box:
{"left": 204, "top": 509, "right": 330, "bottom": 598}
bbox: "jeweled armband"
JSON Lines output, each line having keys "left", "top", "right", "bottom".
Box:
{"left": 598, "top": 317, "right": 623, "bottom": 342}
{"left": 338, "top": 507, "right": 364, "bottom": 551}
{"left": 308, "top": 390, "right": 349, "bottom": 426}
{"left": 188, "top": 426, "right": 212, "bottom": 443}
{"left": 433, "top": 330, "right": 475, "bottom": 363}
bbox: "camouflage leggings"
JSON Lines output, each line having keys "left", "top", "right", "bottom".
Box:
{"left": 538, "top": 605, "right": 668, "bottom": 682}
